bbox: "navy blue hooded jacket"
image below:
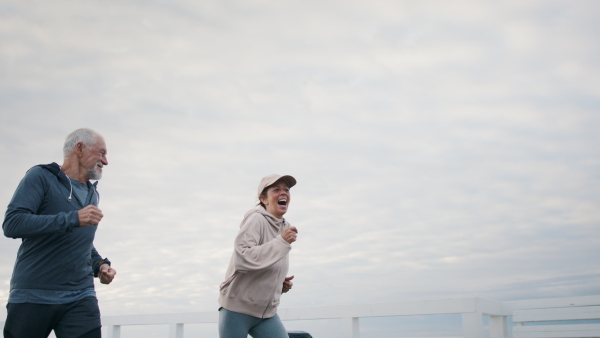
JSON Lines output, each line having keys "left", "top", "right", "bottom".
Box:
{"left": 3, "top": 163, "right": 109, "bottom": 291}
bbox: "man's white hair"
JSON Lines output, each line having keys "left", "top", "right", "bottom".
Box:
{"left": 63, "top": 128, "right": 99, "bottom": 158}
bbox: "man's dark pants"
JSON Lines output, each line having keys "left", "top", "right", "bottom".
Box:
{"left": 4, "top": 297, "right": 101, "bottom": 338}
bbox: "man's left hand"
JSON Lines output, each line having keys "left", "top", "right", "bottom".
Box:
{"left": 99, "top": 264, "right": 116, "bottom": 285}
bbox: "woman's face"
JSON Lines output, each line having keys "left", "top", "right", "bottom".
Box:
{"left": 261, "top": 180, "right": 291, "bottom": 219}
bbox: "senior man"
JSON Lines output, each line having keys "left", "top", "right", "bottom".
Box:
{"left": 3, "top": 128, "right": 117, "bottom": 338}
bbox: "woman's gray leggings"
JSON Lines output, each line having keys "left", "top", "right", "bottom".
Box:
{"left": 218, "top": 307, "right": 288, "bottom": 338}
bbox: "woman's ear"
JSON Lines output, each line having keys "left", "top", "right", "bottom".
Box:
{"left": 259, "top": 195, "right": 267, "bottom": 205}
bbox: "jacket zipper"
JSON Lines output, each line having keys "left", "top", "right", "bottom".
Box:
{"left": 261, "top": 264, "right": 283, "bottom": 318}
{"left": 261, "top": 218, "right": 285, "bottom": 318}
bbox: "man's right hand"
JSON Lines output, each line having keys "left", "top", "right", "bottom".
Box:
{"left": 78, "top": 205, "right": 103, "bottom": 227}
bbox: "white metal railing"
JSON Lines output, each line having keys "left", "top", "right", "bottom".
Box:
{"left": 507, "top": 295, "right": 600, "bottom": 338}
{"left": 2, "top": 296, "right": 598, "bottom": 337}
{"left": 100, "top": 297, "right": 512, "bottom": 338}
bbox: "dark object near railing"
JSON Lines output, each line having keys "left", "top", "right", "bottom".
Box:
{"left": 288, "top": 330, "right": 312, "bottom": 338}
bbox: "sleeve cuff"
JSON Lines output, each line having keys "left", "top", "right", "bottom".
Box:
{"left": 94, "top": 257, "right": 111, "bottom": 277}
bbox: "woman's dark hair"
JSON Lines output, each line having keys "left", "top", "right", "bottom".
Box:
{"left": 257, "top": 187, "right": 268, "bottom": 209}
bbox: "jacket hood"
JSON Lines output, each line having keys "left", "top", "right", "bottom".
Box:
{"left": 39, "top": 162, "right": 62, "bottom": 176}
{"left": 240, "top": 207, "right": 285, "bottom": 231}
{"left": 37, "top": 162, "right": 71, "bottom": 191}
{"left": 36, "top": 162, "right": 99, "bottom": 204}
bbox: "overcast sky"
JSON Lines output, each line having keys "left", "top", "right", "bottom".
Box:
{"left": 1, "top": 0, "right": 599, "bottom": 336}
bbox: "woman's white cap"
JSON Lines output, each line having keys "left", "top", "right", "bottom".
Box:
{"left": 257, "top": 174, "right": 297, "bottom": 197}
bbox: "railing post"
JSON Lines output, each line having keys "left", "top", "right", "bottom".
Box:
{"left": 105, "top": 324, "right": 121, "bottom": 338}
{"left": 342, "top": 317, "right": 359, "bottom": 338}
{"left": 169, "top": 323, "right": 184, "bottom": 338}
{"left": 462, "top": 312, "right": 483, "bottom": 338}
{"left": 101, "top": 317, "right": 120, "bottom": 338}
{"left": 489, "top": 315, "right": 507, "bottom": 338}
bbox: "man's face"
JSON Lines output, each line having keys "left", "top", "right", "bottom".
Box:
{"left": 81, "top": 136, "right": 108, "bottom": 180}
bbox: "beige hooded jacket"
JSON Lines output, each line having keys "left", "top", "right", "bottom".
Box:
{"left": 218, "top": 207, "right": 292, "bottom": 318}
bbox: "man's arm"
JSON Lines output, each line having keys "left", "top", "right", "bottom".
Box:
{"left": 3, "top": 167, "right": 80, "bottom": 238}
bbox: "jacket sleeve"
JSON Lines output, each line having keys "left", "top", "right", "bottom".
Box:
{"left": 91, "top": 246, "right": 111, "bottom": 277}
{"left": 233, "top": 214, "right": 291, "bottom": 272}
{"left": 3, "top": 168, "right": 79, "bottom": 238}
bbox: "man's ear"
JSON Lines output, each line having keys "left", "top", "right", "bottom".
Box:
{"left": 76, "top": 142, "right": 84, "bottom": 156}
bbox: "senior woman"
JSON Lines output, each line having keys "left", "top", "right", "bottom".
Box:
{"left": 218, "top": 174, "right": 298, "bottom": 338}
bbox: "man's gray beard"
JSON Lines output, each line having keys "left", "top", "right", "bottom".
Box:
{"left": 87, "top": 163, "right": 103, "bottom": 180}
